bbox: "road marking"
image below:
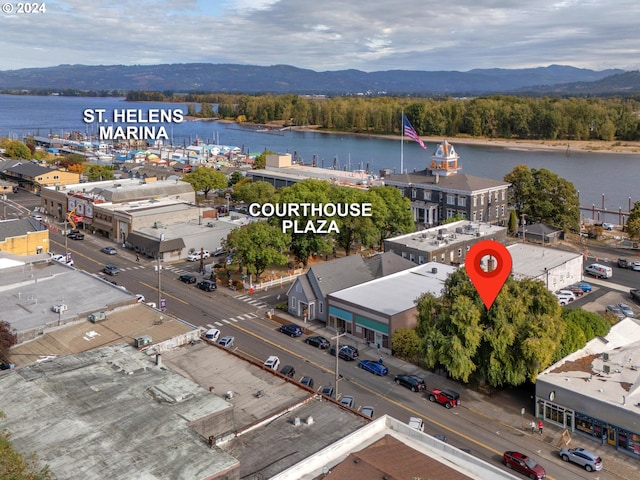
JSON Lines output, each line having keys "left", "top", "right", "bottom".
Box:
{"left": 222, "top": 319, "right": 231, "bottom": 324}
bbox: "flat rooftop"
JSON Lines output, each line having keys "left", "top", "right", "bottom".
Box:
{"left": 507, "top": 243, "right": 583, "bottom": 280}
{"left": 0, "top": 259, "right": 136, "bottom": 339}
{"left": 0, "top": 344, "right": 239, "bottom": 480}
{"left": 385, "top": 220, "right": 506, "bottom": 253}
{"left": 329, "top": 262, "right": 457, "bottom": 316}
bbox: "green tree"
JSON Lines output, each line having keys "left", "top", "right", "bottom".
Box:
{"left": 390, "top": 327, "right": 422, "bottom": 360}
{"left": 626, "top": 201, "right": 640, "bottom": 241}
{"left": 416, "top": 270, "right": 565, "bottom": 387}
{"left": 84, "top": 164, "right": 115, "bottom": 182}
{"left": 368, "top": 186, "right": 414, "bottom": 249}
{"left": 225, "top": 222, "right": 289, "bottom": 278}
{"left": 253, "top": 150, "right": 274, "bottom": 170}
{"left": 508, "top": 209, "right": 518, "bottom": 235}
{"left": 555, "top": 309, "right": 610, "bottom": 360}
{"left": 233, "top": 181, "right": 277, "bottom": 205}
{"left": 330, "top": 187, "right": 377, "bottom": 255}
{"left": 0, "top": 138, "right": 31, "bottom": 159}
{"left": 0, "top": 412, "right": 52, "bottom": 480}
{"left": 504, "top": 165, "right": 580, "bottom": 232}
{"left": 228, "top": 171, "right": 245, "bottom": 186}
{"left": 183, "top": 167, "right": 227, "bottom": 200}
{"left": 58, "top": 153, "right": 86, "bottom": 170}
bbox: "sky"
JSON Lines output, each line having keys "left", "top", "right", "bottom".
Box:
{"left": 1, "top": 0, "right": 639, "bottom": 73}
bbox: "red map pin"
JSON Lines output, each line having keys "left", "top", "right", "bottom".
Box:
{"left": 465, "top": 240, "right": 512, "bottom": 310}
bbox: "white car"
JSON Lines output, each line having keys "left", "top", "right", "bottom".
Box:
{"left": 204, "top": 328, "right": 220, "bottom": 341}
{"left": 187, "top": 250, "right": 210, "bottom": 261}
{"left": 631, "top": 262, "right": 640, "bottom": 271}
{"left": 554, "top": 290, "right": 575, "bottom": 305}
{"left": 264, "top": 355, "right": 280, "bottom": 370}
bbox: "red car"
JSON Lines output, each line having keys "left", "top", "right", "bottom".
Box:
{"left": 502, "top": 451, "right": 546, "bottom": 479}
{"left": 428, "top": 389, "right": 460, "bottom": 409}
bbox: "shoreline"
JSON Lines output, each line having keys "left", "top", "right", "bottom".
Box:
{"left": 285, "top": 125, "right": 640, "bottom": 155}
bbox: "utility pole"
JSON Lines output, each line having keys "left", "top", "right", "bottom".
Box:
{"left": 332, "top": 330, "right": 347, "bottom": 398}
{"left": 64, "top": 218, "right": 69, "bottom": 257}
{"left": 521, "top": 213, "right": 527, "bottom": 243}
{"left": 156, "top": 256, "right": 162, "bottom": 307}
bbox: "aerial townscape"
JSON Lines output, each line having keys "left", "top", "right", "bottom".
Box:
{"left": 2, "top": 2, "right": 640, "bottom": 480}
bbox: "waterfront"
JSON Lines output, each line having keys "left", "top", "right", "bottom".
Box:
{"left": 1, "top": 94, "right": 640, "bottom": 217}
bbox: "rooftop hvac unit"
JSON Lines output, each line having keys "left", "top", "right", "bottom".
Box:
{"left": 603, "top": 352, "right": 609, "bottom": 361}
{"left": 455, "top": 227, "right": 464, "bottom": 234}
{"left": 134, "top": 335, "right": 152, "bottom": 348}
{"left": 431, "top": 267, "right": 438, "bottom": 274}
{"left": 603, "top": 364, "right": 610, "bottom": 374}
{"left": 292, "top": 417, "right": 301, "bottom": 426}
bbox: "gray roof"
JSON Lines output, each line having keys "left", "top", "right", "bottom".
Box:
{"left": 522, "top": 223, "right": 563, "bottom": 236}
{"left": 329, "top": 262, "right": 458, "bottom": 316}
{"left": 308, "top": 255, "right": 375, "bottom": 298}
{"left": 0, "top": 345, "right": 239, "bottom": 480}
{"left": 364, "top": 251, "right": 417, "bottom": 278}
{"left": 127, "top": 232, "right": 186, "bottom": 254}
{"left": 0, "top": 217, "right": 46, "bottom": 241}
{"left": 385, "top": 171, "right": 509, "bottom": 193}
{"left": 2, "top": 161, "right": 55, "bottom": 178}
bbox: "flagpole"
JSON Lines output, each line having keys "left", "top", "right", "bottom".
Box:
{"left": 400, "top": 110, "right": 404, "bottom": 174}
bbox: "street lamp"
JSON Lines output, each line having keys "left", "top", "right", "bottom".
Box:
{"left": 332, "top": 330, "right": 347, "bottom": 398}
{"left": 155, "top": 256, "right": 162, "bottom": 308}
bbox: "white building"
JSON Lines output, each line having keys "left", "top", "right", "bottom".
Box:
{"left": 507, "top": 243, "right": 584, "bottom": 291}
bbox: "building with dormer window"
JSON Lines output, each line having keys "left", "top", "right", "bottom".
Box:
{"left": 383, "top": 140, "right": 511, "bottom": 228}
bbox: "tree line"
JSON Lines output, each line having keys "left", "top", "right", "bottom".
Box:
{"left": 126, "top": 91, "right": 640, "bottom": 141}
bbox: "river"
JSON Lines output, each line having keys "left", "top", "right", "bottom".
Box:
{"left": 1, "top": 94, "right": 639, "bottom": 218}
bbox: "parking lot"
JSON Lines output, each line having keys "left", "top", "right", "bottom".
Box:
{"left": 570, "top": 280, "right": 638, "bottom": 318}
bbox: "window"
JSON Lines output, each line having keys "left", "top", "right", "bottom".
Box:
{"left": 472, "top": 211, "right": 477, "bottom": 221}
{"left": 458, "top": 248, "right": 462, "bottom": 258}
{"left": 440, "top": 253, "right": 445, "bottom": 262}
{"left": 411, "top": 188, "right": 417, "bottom": 199}
{"left": 480, "top": 194, "right": 484, "bottom": 205}
{"left": 457, "top": 197, "right": 466, "bottom": 207}
{"left": 502, "top": 190, "right": 506, "bottom": 201}
{"left": 494, "top": 191, "right": 499, "bottom": 202}
{"left": 447, "top": 194, "right": 455, "bottom": 205}
{"left": 473, "top": 196, "right": 477, "bottom": 207}
{"left": 501, "top": 205, "right": 505, "bottom": 216}
{"left": 418, "top": 256, "right": 425, "bottom": 264}
{"left": 409, "top": 253, "right": 415, "bottom": 262}
{"left": 479, "top": 211, "right": 484, "bottom": 221}
{"left": 423, "top": 191, "right": 431, "bottom": 201}
{"left": 496, "top": 206, "right": 499, "bottom": 218}
{"left": 401, "top": 252, "right": 407, "bottom": 259}
{"left": 319, "top": 302, "right": 323, "bottom": 314}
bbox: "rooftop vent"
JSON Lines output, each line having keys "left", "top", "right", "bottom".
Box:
{"left": 603, "top": 352, "right": 609, "bottom": 361}
{"left": 292, "top": 417, "right": 301, "bottom": 426}
{"left": 431, "top": 267, "right": 438, "bottom": 274}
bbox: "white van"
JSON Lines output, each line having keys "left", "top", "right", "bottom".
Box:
{"left": 585, "top": 263, "right": 613, "bottom": 279}
{"left": 204, "top": 328, "right": 220, "bottom": 341}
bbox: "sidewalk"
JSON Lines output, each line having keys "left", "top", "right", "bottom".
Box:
{"left": 275, "top": 310, "right": 640, "bottom": 479}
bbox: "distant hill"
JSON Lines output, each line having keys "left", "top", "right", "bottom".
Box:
{"left": 0, "top": 63, "right": 632, "bottom": 96}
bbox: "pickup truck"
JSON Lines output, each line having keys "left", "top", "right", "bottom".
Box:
{"left": 618, "top": 258, "right": 630, "bottom": 268}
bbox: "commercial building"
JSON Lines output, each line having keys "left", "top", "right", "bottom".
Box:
{"left": 0, "top": 217, "right": 49, "bottom": 255}
{"left": 535, "top": 318, "right": 640, "bottom": 459}
{"left": 384, "top": 220, "right": 507, "bottom": 266}
{"left": 507, "top": 243, "right": 584, "bottom": 291}
{"left": 327, "top": 262, "right": 457, "bottom": 351}
{"left": 383, "top": 140, "right": 511, "bottom": 227}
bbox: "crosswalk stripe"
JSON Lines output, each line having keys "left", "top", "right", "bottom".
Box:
{"left": 214, "top": 321, "right": 223, "bottom": 326}
{"left": 222, "top": 319, "right": 231, "bottom": 324}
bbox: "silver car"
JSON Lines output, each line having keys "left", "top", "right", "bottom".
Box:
{"left": 559, "top": 447, "right": 603, "bottom": 472}
{"left": 617, "top": 302, "right": 635, "bottom": 318}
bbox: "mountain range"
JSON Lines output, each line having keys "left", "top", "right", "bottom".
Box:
{"left": 0, "top": 63, "right": 638, "bottom": 96}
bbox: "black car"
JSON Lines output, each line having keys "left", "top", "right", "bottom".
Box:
{"left": 300, "top": 376, "right": 314, "bottom": 388}
{"left": 329, "top": 344, "right": 359, "bottom": 361}
{"left": 67, "top": 231, "right": 85, "bottom": 240}
{"left": 279, "top": 365, "right": 296, "bottom": 378}
{"left": 178, "top": 274, "right": 197, "bottom": 284}
{"left": 103, "top": 264, "right": 120, "bottom": 276}
{"left": 196, "top": 280, "right": 217, "bottom": 292}
{"left": 394, "top": 374, "right": 426, "bottom": 392}
{"left": 305, "top": 335, "right": 330, "bottom": 349}
{"left": 279, "top": 324, "right": 303, "bottom": 337}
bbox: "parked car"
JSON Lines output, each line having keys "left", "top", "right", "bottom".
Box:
{"left": 565, "top": 285, "right": 584, "bottom": 297}
{"left": 554, "top": 290, "right": 576, "bottom": 305}
{"left": 304, "top": 335, "right": 330, "bottom": 349}
{"left": 602, "top": 223, "right": 614, "bottom": 230}
{"left": 617, "top": 302, "right": 635, "bottom": 318}
{"left": 101, "top": 246, "right": 117, "bottom": 255}
{"left": 178, "top": 273, "right": 197, "bottom": 284}
{"left": 394, "top": 374, "right": 426, "bottom": 392}
{"left": 502, "top": 451, "right": 546, "bottom": 480}
{"left": 329, "top": 344, "right": 359, "bottom": 361}
{"left": 67, "top": 231, "right": 85, "bottom": 240}
{"left": 196, "top": 280, "right": 217, "bottom": 291}
{"left": 218, "top": 336, "right": 234, "bottom": 348}
{"left": 630, "top": 289, "right": 640, "bottom": 303}
{"left": 559, "top": 447, "right": 603, "bottom": 472}
{"left": 187, "top": 250, "right": 210, "bottom": 261}
{"left": 340, "top": 395, "right": 355, "bottom": 408}
{"left": 408, "top": 417, "right": 425, "bottom": 432}
{"left": 358, "top": 359, "right": 389, "bottom": 376}
{"left": 263, "top": 356, "right": 280, "bottom": 370}
{"left": 279, "top": 324, "right": 303, "bottom": 337}
{"left": 103, "top": 264, "right": 120, "bottom": 276}
{"left": 428, "top": 389, "right": 460, "bottom": 409}
{"left": 135, "top": 294, "right": 145, "bottom": 303}
{"left": 605, "top": 305, "right": 625, "bottom": 320}
{"left": 574, "top": 282, "right": 593, "bottom": 292}
{"left": 204, "top": 328, "right": 220, "bottom": 341}
{"left": 299, "top": 376, "right": 314, "bottom": 388}
{"left": 632, "top": 262, "right": 640, "bottom": 271}
{"left": 318, "top": 385, "right": 335, "bottom": 398}
{"left": 279, "top": 365, "right": 296, "bottom": 378}
{"left": 360, "top": 406, "right": 375, "bottom": 419}
{"left": 30, "top": 214, "right": 43, "bottom": 221}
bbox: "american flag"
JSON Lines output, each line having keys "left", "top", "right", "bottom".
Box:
{"left": 403, "top": 114, "right": 426, "bottom": 149}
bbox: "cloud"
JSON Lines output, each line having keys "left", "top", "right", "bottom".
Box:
{"left": 0, "top": 0, "right": 638, "bottom": 72}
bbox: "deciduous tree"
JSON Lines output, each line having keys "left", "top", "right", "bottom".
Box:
{"left": 183, "top": 167, "right": 227, "bottom": 200}
{"left": 225, "top": 222, "right": 289, "bottom": 278}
